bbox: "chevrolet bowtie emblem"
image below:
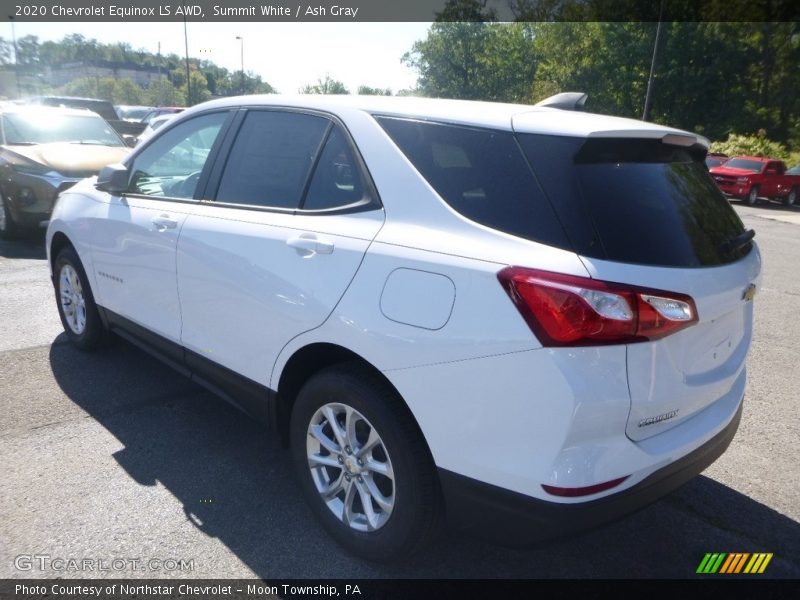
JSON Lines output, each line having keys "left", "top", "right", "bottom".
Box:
{"left": 743, "top": 283, "right": 757, "bottom": 302}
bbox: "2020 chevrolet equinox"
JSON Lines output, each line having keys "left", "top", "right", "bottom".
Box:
{"left": 46, "top": 93, "right": 760, "bottom": 561}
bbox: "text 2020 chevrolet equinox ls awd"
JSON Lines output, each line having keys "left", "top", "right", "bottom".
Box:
{"left": 46, "top": 93, "right": 760, "bottom": 561}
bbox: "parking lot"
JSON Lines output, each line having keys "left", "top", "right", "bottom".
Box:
{"left": 1, "top": 202, "right": 798, "bottom": 579}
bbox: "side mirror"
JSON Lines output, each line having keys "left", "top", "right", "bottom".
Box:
{"left": 123, "top": 135, "right": 137, "bottom": 148}
{"left": 95, "top": 163, "right": 129, "bottom": 194}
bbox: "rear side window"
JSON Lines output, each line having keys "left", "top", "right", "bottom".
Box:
{"left": 302, "top": 126, "right": 369, "bottom": 210}
{"left": 216, "top": 110, "right": 329, "bottom": 209}
{"left": 518, "top": 135, "right": 751, "bottom": 267}
{"left": 375, "top": 117, "right": 570, "bottom": 249}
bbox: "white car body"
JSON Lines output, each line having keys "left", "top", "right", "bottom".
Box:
{"left": 46, "top": 94, "right": 761, "bottom": 551}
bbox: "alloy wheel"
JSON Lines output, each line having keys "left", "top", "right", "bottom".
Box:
{"left": 306, "top": 402, "right": 395, "bottom": 532}
{"left": 59, "top": 264, "right": 87, "bottom": 335}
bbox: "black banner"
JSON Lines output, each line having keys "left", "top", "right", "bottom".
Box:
{"left": 2, "top": 579, "right": 800, "bottom": 600}
{"left": 2, "top": 0, "right": 799, "bottom": 23}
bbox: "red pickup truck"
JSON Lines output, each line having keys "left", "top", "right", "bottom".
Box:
{"left": 709, "top": 156, "right": 800, "bottom": 206}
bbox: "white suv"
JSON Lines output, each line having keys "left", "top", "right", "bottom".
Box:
{"left": 46, "top": 94, "right": 761, "bottom": 561}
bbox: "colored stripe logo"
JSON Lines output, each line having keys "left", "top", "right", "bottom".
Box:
{"left": 697, "top": 552, "right": 773, "bottom": 574}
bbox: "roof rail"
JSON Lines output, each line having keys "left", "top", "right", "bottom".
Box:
{"left": 534, "top": 92, "right": 588, "bottom": 111}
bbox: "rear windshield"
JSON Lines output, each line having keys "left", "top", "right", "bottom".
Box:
{"left": 378, "top": 116, "right": 750, "bottom": 267}
{"left": 518, "top": 135, "right": 751, "bottom": 267}
{"left": 722, "top": 158, "right": 764, "bottom": 172}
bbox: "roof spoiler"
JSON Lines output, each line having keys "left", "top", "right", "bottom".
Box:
{"left": 534, "top": 92, "right": 588, "bottom": 111}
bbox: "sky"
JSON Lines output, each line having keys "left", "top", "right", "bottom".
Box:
{"left": 7, "top": 22, "right": 433, "bottom": 94}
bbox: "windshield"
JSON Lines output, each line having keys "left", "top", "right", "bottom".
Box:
{"left": 723, "top": 158, "right": 764, "bottom": 172}
{"left": 705, "top": 156, "right": 727, "bottom": 168}
{"left": 2, "top": 112, "right": 124, "bottom": 146}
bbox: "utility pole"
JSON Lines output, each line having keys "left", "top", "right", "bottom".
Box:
{"left": 235, "top": 36, "right": 244, "bottom": 95}
{"left": 157, "top": 41, "right": 163, "bottom": 105}
{"left": 183, "top": 13, "right": 190, "bottom": 104}
{"left": 8, "top": 15, "right": 20, "bottom": 97}
{"left": 642, "top": 0, "right": 665, "bottom": 122}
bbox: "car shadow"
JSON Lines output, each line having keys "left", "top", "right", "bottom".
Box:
{"left": 0, "top": 235, "right": 46, "bottom": 260}
{"left": 48, "top": 337, "right": 800, "bottom": 578}
{"left": 738, "top": 198, "right": 800, "bottom": 213}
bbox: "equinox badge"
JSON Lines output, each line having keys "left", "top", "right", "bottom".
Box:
{"left": 639, "top": 409, "right": 679, "bottom": 428}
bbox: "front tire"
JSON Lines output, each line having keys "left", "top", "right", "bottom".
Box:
{"left": 0, "top": 191, "right": 23, "bottom": 240}
{"left": 54, "top": 246, "right": 108, "bottom": 350}
{"left": 746, "top": 185, "right": 760, "bottom": 206}
{"left": 290, "top": 364, "right": 442, "bottom": 561}
{"left": 784, "top": 187, "right": 798, "bottom": 207}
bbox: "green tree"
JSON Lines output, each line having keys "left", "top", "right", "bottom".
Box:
{"left": 403, "top": 22, "right": 537, "bottom": 102}
{"left": 112, "top": 78, "right": 144, "bottom": 104}
{"left": 357, "top": 85, "right": 392, "bottom": 96}
{"left": 144, "top": 76, "right": 185, "bottom": 106}
{"left": 181, "top": 69, "right": 212, "bottom": 105}
{"left": 0, "top": 37, "right": 12, "bottom": 65}
{"left": 710, "top": 131, "right": 790, "bottom": 161}
{"left": 301, "top": 75, "right": 349, "bottom": 95}
{"left": 62, "top": 76, "right": 116, "bottom": 101}
{"left": 15, "top": 35, "right": 40, "bottom": 67}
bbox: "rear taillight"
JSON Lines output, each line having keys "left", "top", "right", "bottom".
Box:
{"left": 497, "top": 267, "right": 697, "bottom": 346}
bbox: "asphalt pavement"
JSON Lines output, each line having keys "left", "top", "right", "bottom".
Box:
{"left": 1, "top": 202, "right": 798, "bottom": 579}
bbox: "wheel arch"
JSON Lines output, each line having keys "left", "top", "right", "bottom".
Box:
{"left": 274, "top": 342, "right": 434, "bottom": 465}
{"left": 49, "top": 230, "right": 74, "bottom": 276}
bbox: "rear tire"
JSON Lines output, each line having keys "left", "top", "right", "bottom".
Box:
{"left": 54, "top": 246, "right": 108, "bottom": 350}
{"left": 290, "top": 363, "right": 442, "bottom": 562}
{"left": 784, "top": 187, "right": 797, "bottom": 207}
{"left": 745, "top": 186, "right": 760, "bottom": 206}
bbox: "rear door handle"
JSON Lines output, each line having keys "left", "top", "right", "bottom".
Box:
{"left": 152, "top": 214, "right": 178, "bottom": 230}
{"left": 287, "top": 234, "right": 335, "bottom": 256}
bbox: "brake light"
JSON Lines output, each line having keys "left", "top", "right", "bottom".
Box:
{"left": 497, "top": 267, "right": 697, "bottom": 346}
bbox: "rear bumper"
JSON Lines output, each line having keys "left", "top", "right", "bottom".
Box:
{"left": 439, "top": 399, "right": 743, "bottom": 545}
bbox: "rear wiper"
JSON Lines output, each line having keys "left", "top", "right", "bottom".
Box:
{"left": 720, "top": 228, "right": 755, "bottom": 255}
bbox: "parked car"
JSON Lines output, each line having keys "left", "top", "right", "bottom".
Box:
{"left": 0, "top": 105, "right": 129, "bottom": 238}
{"left": 705, "top": 152, "right": 728, "bottom": 169}
{"left": 787, "top": 165, "right": 800, "bottom": 176}
{"left": 135, "top": 113, "right": 175, "bottom": 146}
{"left": 46, "top": 94, "right": 761, "bottom": 561}
{"left": 709, "top": 156, "right": 800, "bottom": 206}
{"left": 140, "top": 106, "right": 184, "bottom": 125}
{"left": 116, "top": 105, "right": 155, "bottom": 122}
{"left": 26, "top": 96, "right": 145, "bottom": 144}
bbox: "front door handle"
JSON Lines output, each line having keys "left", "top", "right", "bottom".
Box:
{"left": 287, "top": 234, "right": 335, "bottom": 256}
{"left": 152, "top": 214, "right": 178, "bottom": 230}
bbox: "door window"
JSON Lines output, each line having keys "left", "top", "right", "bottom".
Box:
{"left": 128, "top": 112, "right": 228, "bottom": 199}
{"left": 215, "top": 110, "right": 330, "bottom": 209}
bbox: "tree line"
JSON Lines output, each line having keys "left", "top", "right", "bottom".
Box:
{"left": 0, "top": 34, "right": 397, "bottom": 105}
{"left": 0, "top": 5, "right": 797, "bottom": 155}
{"left": 403, "top": 0, "right": 799, "bottom": 150}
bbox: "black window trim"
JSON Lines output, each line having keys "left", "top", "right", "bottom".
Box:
{"left": 120, "top": 108, "right": 238, "bottom": 206}
{"left": 202, "top": 105, "right": 383, "bottom": 217}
